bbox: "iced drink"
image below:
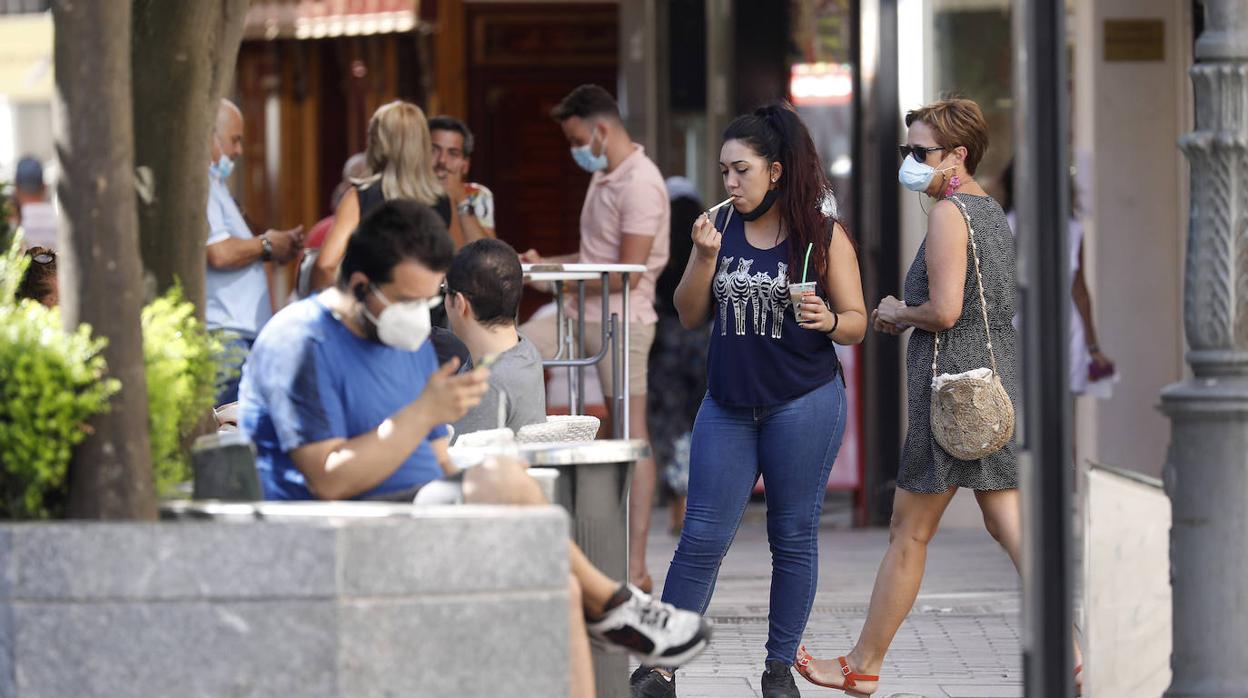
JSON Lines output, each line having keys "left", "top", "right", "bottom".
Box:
{"left": 788, "top": 281, "right": 817, "bottom": 322}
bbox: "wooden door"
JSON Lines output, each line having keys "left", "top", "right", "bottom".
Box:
{"left": 464, "top": 3, "right": 618, "bottom": 262}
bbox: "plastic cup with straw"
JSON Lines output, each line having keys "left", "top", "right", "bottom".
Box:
{"left": 789, "top": 242, "right": 817, "bottom": 321}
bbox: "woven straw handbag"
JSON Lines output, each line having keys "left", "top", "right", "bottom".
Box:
{"left": 928, "top": 195, "right": 1015, "bottom": 461}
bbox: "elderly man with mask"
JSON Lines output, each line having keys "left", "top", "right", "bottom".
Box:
{"left": 206, "top": 98, "right": 303, "bottom": 406}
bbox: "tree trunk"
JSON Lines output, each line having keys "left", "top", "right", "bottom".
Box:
{"left": 53, "top": 0, "right": 157, "bottom": 520}
{"left": 131, "top": 0, "right": 250, "bottom": 314}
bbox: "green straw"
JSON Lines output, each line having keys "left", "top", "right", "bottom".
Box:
{"left": 801, "top": 242, "right": 813, "bottom": 284}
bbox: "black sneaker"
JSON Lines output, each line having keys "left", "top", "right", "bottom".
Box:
{"left": 586, "top": 584, "right": 712, "bottom": 666}
{"left": 630, "top": 665, "right": 677, "bottom": 698}
{"left": 761, "top": 659, "right": 801, "bottom": 697}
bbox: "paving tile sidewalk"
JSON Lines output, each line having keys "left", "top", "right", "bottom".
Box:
{"left": 634, "top": 501, "right": 1024, "bottom": 698}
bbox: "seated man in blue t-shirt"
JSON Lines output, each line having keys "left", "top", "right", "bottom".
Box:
{"left": 239, "top": 200, "right": 712, "bottom": 682}
{"left": 240, "top": 200, "right": 489, "bottom": 501}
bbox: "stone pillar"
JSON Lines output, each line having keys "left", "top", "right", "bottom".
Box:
{"left": 618, "top": 0, "right": 659, "bottom": 153}
{"left": 1162, "top": 2, "right": 1248, "bottom": 696}
{"left": 703, "top": 0, "right": 734, "bottom": 204}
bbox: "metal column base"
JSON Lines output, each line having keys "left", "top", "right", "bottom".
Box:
{"left": 549, "top": 458, "right": 636, "bottom": 698}
{"left": 1161, "top": 377, "right": 1248, "bottom": 698}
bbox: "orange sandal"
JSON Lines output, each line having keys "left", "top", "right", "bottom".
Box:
{"left": 795, "top": 645, "right": 880, "bottom": 696}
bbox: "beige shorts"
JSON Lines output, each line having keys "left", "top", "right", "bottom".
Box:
{"left": 520, "top": 313, "right": 655, "bottom": 397}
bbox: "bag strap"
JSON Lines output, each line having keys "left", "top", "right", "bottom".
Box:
{"left": 932, "top": 195, "right": 1000, "bottom": 379}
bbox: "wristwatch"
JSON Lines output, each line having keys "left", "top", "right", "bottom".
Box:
{"left": 456, "top": 198, "right": 474, "bottom": 218}
{"left": 260, "top": 234, "right": 273, "bottom": 262}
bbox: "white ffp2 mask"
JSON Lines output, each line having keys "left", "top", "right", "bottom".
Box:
{"left": 363, "top": 286, "right": 440, "bottom": 351}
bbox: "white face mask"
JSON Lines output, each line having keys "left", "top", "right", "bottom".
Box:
{"left": 362, "top": 286, "right": 441, "bottom": 351}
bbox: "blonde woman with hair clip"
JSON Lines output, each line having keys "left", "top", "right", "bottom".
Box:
{"left": 312, "top": 100, "right": 452, "bottom": 291}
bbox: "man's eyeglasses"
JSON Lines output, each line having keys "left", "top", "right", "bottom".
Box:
{"left": 441, "top": 280, "right": 470, "bottom": 301}
{"left": 898, "top": 144, "right": 946, "bottom": 163}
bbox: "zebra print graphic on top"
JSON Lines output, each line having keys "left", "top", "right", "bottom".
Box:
{"left": 714, "top": 257, "right": 792, "bottom": 340}
{"left": 704, "top": 205, "right": 840, "bottom": 408}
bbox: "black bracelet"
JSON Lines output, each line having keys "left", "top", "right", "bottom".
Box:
{"left": 827, "top": 311, "right": 839, "bottom": 337}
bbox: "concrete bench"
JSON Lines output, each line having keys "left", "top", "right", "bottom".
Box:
{"left": 0, "top": 503, "right": 570, "bottom": 698}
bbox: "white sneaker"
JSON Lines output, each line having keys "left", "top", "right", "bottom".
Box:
{"left": 585, "top": 584, "right": 712, "bottom": 667}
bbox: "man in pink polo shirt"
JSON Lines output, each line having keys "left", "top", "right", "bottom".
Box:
{"left": 520, "top": 84, "right": 670, "bottom": 592}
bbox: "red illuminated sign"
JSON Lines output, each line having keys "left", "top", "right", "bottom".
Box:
{"left": 790, "top": 62, "right": 853, "bottom": 106}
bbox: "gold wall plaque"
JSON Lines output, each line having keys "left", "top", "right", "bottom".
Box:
{"left": 1104, "top": 19, "right": 1165, "bottom": 62}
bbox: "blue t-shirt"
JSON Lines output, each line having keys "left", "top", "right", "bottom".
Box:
{"left": 239, "top": 297, "right": 449, "bottom": 500}
{"left": 706, "top": 208, "right": 841, "bottom": 407}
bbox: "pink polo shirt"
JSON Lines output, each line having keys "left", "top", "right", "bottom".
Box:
{"left": 574, "top": 144, "right": 670, "bottom": 326}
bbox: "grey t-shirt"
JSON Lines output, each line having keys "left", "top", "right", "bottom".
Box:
{"left": 453, "top": 337, "right": 547, "bottom": 438}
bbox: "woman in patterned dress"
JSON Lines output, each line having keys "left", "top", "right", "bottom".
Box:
{"left": 797, "top": 98, "right": 1082, "bottom": 694}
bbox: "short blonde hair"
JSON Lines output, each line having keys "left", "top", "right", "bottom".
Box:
{"left": 905, "top": 98, "right": 989, "bottom": 175}
{"left": 360, "top": 101, "right": 442, "bottom": 206}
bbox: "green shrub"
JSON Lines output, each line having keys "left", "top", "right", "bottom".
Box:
{"left": 0, "top": 229, "right": 224, "bottom": 514}
{"left": 142, "top": 285, "right": 222, "bottom": 495}
{"left": 0, "top": 241, "right": 119, "bottom": 519}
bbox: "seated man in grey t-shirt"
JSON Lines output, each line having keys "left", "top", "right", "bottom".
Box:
{"left": 445, "top": 238, "right": 547, "bottom": 437}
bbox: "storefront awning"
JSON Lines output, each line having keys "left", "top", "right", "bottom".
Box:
{"left": 244, "top": 0, "right": 422, "bottom": 41}
{"left": 0, "top": 12, "right": 52, "bottom": 103}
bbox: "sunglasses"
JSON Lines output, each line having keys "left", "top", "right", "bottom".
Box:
{"left": 898, "top": 144, "right": 946, "bottom": 163}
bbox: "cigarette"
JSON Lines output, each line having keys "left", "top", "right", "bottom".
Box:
{"left": 706, "top": 195, "right": 737, "bottom": 215}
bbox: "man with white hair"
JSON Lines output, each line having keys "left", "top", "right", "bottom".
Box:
{"left": 206, "top": 98, "right": 303, "bottom": 406}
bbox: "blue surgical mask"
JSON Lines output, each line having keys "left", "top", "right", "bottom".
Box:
{"left": 898, "top": 155, "right": 953, "bottom": 193}
{"left": 210, "top": 153, "right": 235, "bottom": 181}
{"left": 571, "top": 131, "right": 608, "bottom": 173}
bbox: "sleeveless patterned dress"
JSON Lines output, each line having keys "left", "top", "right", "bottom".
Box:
{"left": 898, "top": 194, "right": 1020, "bottom": 493}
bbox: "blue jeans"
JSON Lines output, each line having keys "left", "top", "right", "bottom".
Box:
{"left": 214, "top": 334, "right": 254, "bottom": 407}
{"left": 660, "top": 378, "right": 847, "bottom": 665}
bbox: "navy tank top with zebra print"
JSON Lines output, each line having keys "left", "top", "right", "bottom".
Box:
{"left": 706, "top": 208, "right": 841, "bottom": 407}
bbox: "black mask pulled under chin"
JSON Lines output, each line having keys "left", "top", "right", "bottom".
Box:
{"left": 737, "top": 188, "right": 780, "bottom": 221}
